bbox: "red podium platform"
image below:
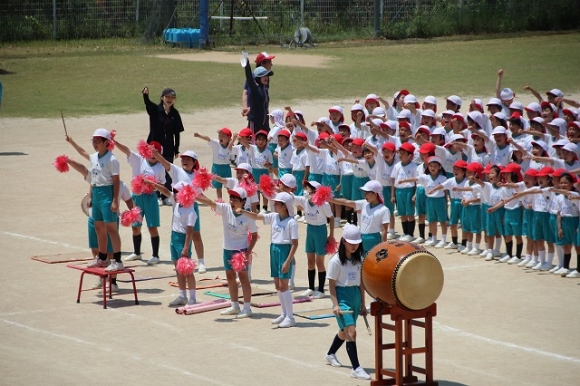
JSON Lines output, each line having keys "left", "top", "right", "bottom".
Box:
{"left": 67, "top": 264, "right": 139, "bottom": 309}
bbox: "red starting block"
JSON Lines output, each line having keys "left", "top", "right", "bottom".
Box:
{"left": 67, "top": 264, "right": 139, "bottom": 309}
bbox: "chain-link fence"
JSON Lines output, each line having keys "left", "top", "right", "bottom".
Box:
{"left": 1, "top": 0, "right": 579, "bottom": 43}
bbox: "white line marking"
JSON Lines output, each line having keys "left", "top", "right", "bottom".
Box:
{"left": 0, "top": 307, "right": 78, "bottom": 317}
{"left": 3, "top": 319, "right": 96, "bottom": 345}
{"left": 107, "top": 308, "right": 182, "bottom": 332}
{"left": 443, "top": 264, "right": 481, "bottom": 271}
{"left": 435, "top": 322, "right": 580, "bottom": 364}
{"left": 0, "top": 230, "right": 87, "bottom": 251}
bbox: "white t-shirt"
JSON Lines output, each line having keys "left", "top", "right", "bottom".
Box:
{"left": 214, "top": 202, "right": 258, "bottom": 250}
{"left": 208, "top": 139, "right": 231, "bottom": 165}
{"left": 89, "top": 151, "right": 120, "bottom": 186}
{"left": 351, "top": 157, "right": 369, "bottom": 178}
{"left": 357, "top": 159, "right": 378, "bottom": 181}
{"left": 355, "top": 200, "right": 390, "bottom": 234}
{"left": 476, "top": 182, "right": 504, "bottom": 206}
{"left": 276, "top": 144, "right": 294, "bottom": 169}
{"left": 127, "top": 151, "right": 166, "bottom": 184}
{"left": 307, "top": 150, "right": 325, "bottom": 175}
{"left": 327, "top": 254, "right": 362, "bottom": 287}
{"left": 263, "top": 213, "right": 299, "bottom": 244}
{"left": 170, "top": 194, "right": 198, "bottom": 234}
{"left": 320, "top": 149, "right": 343, "bottom": 176}
{"left": 489, "top": 144, "right": 512, "bottom": 166}
{"left": 291, "top": 148, "right": 309, "bottom": 172}
{"left": 249, "top": 145, "right": 273, "bottom": 170}
{"left": 417, "top": 174, "right": 447, "bottom": 198}
{"left": 503, "top": 182, "right": 525, "bottom": 210}
{"left": 224, "top": 178, "right": 259, "bottom": 210}
{"left": 391, "top": 161, "right": 418, "bottom": 188}
{"left": 531, "top": 188, "right": 550, "bottom": 213}
{"left": 231, "top": 145, "right": 252, "bottom": 165}
{"left": 559, "top": 194, "right": 580, "bottom": 217}
{"left": 294, "top": 196, "right": 333, "bottom": 226}
{"left": 168, "top": 164, "right": 193, "bottom": 185}
{"left": 441, "top": 176, "right": 468, "bottom": 200}
{"left": 376, "top": 157, "right": 396, "bottom": 187}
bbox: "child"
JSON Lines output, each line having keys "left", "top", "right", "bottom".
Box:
{"left": 86, "top": 128, "right": 123, "bottom": 272}
{"left": 324, "top": 224, "right": 371, "bottom": 381}
{"left": 194, "top": 128, "right": 233, "bottom": 200}
{"left": 267, "top": 109, "right": 285, "bottom": 176}
{"left": 291, "top": 132, "right": 310, "bottom": 199}
{"left": 197, "top": 187, "right": 258, "bottom": 318}
{"left": 213, "top": 163, "right": 260, "bottom": 213}
{"left": 550, "top": 173, "right": 580, "bottom": 276}
{"left": 229, "top": 128, "right": 254, "bottom": 166}
{"left": 411, "top": 142, "right": 435, "bottom": 244}
{"left": 147, "top": 180, "right": 197, "bottom": 307}
{"left": 328, "top": 180, "right": 390, "bottom": 255}
{"left": 250, "top": 129, "right": 274, "bottom": 213}
{"left": 114, "top": 139, "right": 166, "bottom": 264}
{"left": 237, "top": 192, "right": 299, "bottom": 328}
{"left": 391, "top": 142, "right": 419, "bottom": 241}
{"left": 295, "top": 181, "right": 335, "bottom": 299}
{"left": 456, "top": 162, "right": 484, "bottom": 255}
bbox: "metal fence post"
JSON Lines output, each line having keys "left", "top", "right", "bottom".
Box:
{"left": 300, "top": 0, "right": 304, "bottom": 26}
{"left": 52, "top": 0, "right": 57, "bottom": 39}
{"left": 374, "top": 0, "right": 380, "bottom": 38}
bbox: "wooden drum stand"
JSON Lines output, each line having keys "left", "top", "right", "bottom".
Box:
{"left": 370, "top": 301, "right": 438, "bottom": 386}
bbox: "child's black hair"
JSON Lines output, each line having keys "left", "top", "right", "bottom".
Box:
{"left": 560, "top": 173, "right": 577, "bottom": 191}
{"left": 424, "top": 161, "right": 446, "bottom": 177}
{"left": 337, "top": 239, "right": 363, "bottom": 266}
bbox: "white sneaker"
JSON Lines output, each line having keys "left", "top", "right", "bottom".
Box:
{"left": 517, "top": 257, "right": 531, "bottom": 267}
{"left": 485, "top": 252, "right": 495, "bottom": 261}
{"left": 539, "top": 262, "right": 554, "bottom": 271}
{"left": 498, "top": 255, "right": 511, "bottom": 263}
{"left": 294, "top": 214, "right": 301, "bottom": 220}
{"left": 260, "top": 208, "right": 267, "bottom": 214}
{"left": 147, "top": 256, "right": 160, "bottom": 266}
{"left": 124, "top": 253, "right": 142, "bottom": 262}
{"left": 105, "top": 261, "right": 124, "bottom": 272}
{"left": 301, "top": 217, "right": 308, "bottom": 224}
{"left": 507, "top": 256, "right": 521, "bottom": 265}
{"left": 278, "top": 317, "right": 296, "bottom": 328}
{"left": 288, "top": 283, "right": 295, "bottom": 291}
{"left": 493, "top": 250, "right": 502, "bottom": 258}
{"left": 158, "top": 198, "right": 164, "bottom": 207}
{"left": 334, "top": 219, "right": 342, "bottom": 228}
{"left": 532, "top": 262, "right": 543, "bottom": 270}
{"left": 525, "top": 259, "right": 538, "bottom": 268}
{"left": 236, "top": 308, "right": 253, "bottom": 319}
{"left": 457, "top": 245, "right": 465, "bottom": 253}
{"left": 197, "top": 262, "right": 207, "bottom": 274}
{"left": 467, "top": 248, "right": 481, "bottom": 256}
{"left": 553, "top": 267, "right": 567, "bottom": 275}
{"left": 163, "top": 198, "right": 172, "bottom": 206}
{"left": 87, "top": 257, "right": 108, "bottom": 268}
{"left": 424, "top": 239, "right": 435, "bottom": 247}
{"left": 549, "top": 266, "right": 561, "bottom": 273}
{"left": 444, "top": 242, "right": 456, "bottom": 249}
{"left": 220, "top": 306, "right": 241, "bottom": 315}
{"left": 351, "top": 366, "right": 371, "bottom": 380}
{"left": 271, "top": 314, "right": 285, "bottom": 325}
{"left": 311, "top": 290, "right": 325, "bottom": 299}
{"left": 435, "top": 240, "right": 446, "bottom": 248}
{"left": 301, "top": 289, "right": 314, "bottom": 297}
{"left": 393, "top": 210, "right": 398, "bottom": 216}
{"left": 386, "top": 233, "right": 397, "bottom": 240}
{"left": 187, "top": 298, "right": 197, "bottom": 306}
{"left": 92, "top": 277, "right": 103, "bottom": 289}
{"left": 411, "top": 236, "right": 425, "bottom": 244}
{"left": 325, "top": 354, "right": 342, "bottom": 367}
{"left": 560, "top": 268, "right": 571, "bottom": 277}
{"left": 479, "top": 249, "right": 489, "bottom": 257}
{"left": 169, "top": 296, "right": 187, "bottom": 307}
{"left": 566, "top": 270, "right": 580, "bottom": 278}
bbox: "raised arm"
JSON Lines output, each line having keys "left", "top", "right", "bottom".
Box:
{"left": 67, "top": 157, "right": 89, "bottom": 179}
{"left": 195, "top": 194, "right": 217, "bottom": 210}
{"left": 234, "top": 207, "right": 265, "bottom": 221}
{"left": 144, "top": 178, "right": 171, "bottom": 198}
{"left": 193, "top": 132, "right": 211, "bottom": 142}
{"left": 152, "top": 148, "right": 171, "bottom": 171}
{"left": 113, "top": 139, "right": 131, "bottom": 158}
{"left": 523, "top": 85, "right": 543, "bottom": 103}
{"left": 495, "top": 69, "right": 504, "bottom": 99}
{"left": 328, "top": 197, "right": 356, "bottom": 209}
{"left": 65, "top": 135, "right": 90, "bottom": 161}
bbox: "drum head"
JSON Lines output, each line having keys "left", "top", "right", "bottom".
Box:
{"left": 394, "top": 252, "right": 444, "bottom": 310}
{"left": 81, "top": 194, "right": 90, "bottom": 217}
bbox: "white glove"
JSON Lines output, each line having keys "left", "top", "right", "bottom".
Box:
{"left": 240, "top": 51, "right": 249, "bottom": 67}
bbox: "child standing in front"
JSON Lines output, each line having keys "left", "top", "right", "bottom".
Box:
{"left": 324, "top": 224, "right": 371, "bottom": 381}
{"left": 194, "top": 128, "right": 233, "bottom": 200}
{"left": 391, "top": 142, "right": 418, "bottom": 241}
{"left": 250, "top": 130, "right": 274, "bottom": 213}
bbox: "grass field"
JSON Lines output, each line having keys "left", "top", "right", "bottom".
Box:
{"left": 1, "top": 32, "right": 580, "bottom": 118}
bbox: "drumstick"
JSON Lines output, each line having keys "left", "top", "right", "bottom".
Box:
{"left": 60, "top": 110, "right": 68, "bottom": 136}
{"left": 363, "top": 315, "right": 372, "bottom": 335}
{"left": 338, "top": 310, "right": 353, "bottom": 315}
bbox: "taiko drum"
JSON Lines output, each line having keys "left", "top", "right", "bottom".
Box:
{"left": 362, "top": 241, "right": 444, "bottom": 311}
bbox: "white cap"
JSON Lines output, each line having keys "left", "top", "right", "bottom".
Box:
{"left": 492, "top": 126, "right": 508, "bottom": 135}
{"left": 423, "top": 95, "right": 437, "bottom": 105}
{"left": 385, "top": 120, "right": 398, "bottom": 131}
{"left": 227, "top": 187, "right": 247, "bottom": 200}
{"left": 553, "top": 138, "right": 570, "bottom": 148}
{"left": 306, "top": 180, "right": 321, "bottom": 190}
{"left": 562, "top": 142, "right": 578, "bottom": 153}
{"left": 351, "top": 103, "right": 366, "bottom": 112}
{"left": 431, "top": 127, "right": 447, "bottom": 136}
{"left": 446, "top": 95, "right": 462, "bottom": 106}
{"left": 547, "top": 88, "right": 564, "bottom": 98}
{"left": 403, "top": 94, "right": 419, "bottom": 105}
{"left": 372, "top": 107, "right": 387, "bottom": 117}
{"left": 427, "top": 156, "right": 443, "bottom": 165}
{"left": 525, "top": 102, "right": 542, "bottom": 113}
{"left": 500, "top": 88, "right": 514, "bottom": 101}
{"left": 487, "top": 97, "right": 502, "bottom": 106}
{"left": 531, "top": 117, "right": 545, "bottom": 125}
{"left": 449, "top": 133, "right": 466, "bottom": 143}
{"left": 467, "top": 111, "right": 484, "bottom": 129}
{"left": 549, "top": 118, "right": 567, "bottom": 133}
{"left": 371, "top": 118, "right": 384, "bottom": 127}
{"left": 365, "top": 94, "right": 379, "bottom": 103}
{"left": 329, "top": 105, "right": 343, "bottom": 114}
{"left": 180, "top": 150, "right": 198, "bottom": 160}
{"left": 493, "top": 112, "right": 507, "bottom": 121}
{"left": 342, "top": 223, "right": 362, "bottom": 244}
{"left": 93, "top": 128, "right": 111, "bottom": 140}
{"left": 360, "top": 180, "right": 383, "bottom": 194}
{"left": 280, "top": 173, "right": 297, "bottom": 189}
{"left": 531, "top": 140, "right": 548, "bottom": 153}
{"left": 272, "top": 192, "right": 295, "bottom": 217}
{"left": 441, "top": 110, "right": 455, "bottom": 116}
{"left": 421, "top": 109, "right": 435, "bottom": 118}
{"left": 316, "top": 117, "right": 331, "bottom": 125}
{"left": 509, "top": 101, "right": 524, "bottom": 112}
{"left": 396, "top": 109, "right": 413, "bottom": 120}
{"left": 234, "top": 162, "right": 253, "bottom": 174}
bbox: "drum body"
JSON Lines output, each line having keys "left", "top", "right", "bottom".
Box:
{"left": 362, "top": 241, "right": 444, "bottom": 311}
{"left": 81, "top": 194, "right": 90, "bottom": 217}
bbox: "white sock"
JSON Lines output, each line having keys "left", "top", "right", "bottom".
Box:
{"left": 231, "top": 301, "right": 240, "bottom": 309}
{"left": 538, "top": 250, "right": 546, "bottom": 264}
{"left": 474, "top": 243, "right": 480, "bottom": 250}
{"left": 546, "top": 252, "right": 554, "bottom": 265}
{"left": 179, "top": 289, "right": 186, "bottom": 298}
{"left": 281, "top": 290, "right": 294, "bottom": 320}
{"left": 277, "top": 291, "right": 286, "bottom": 317}
{"left": 389, "top": 228, "right": 395, "bottom": 234}
{"left": 188, "top": 289, "right": 196, "bottom": 302}
{"left": 441, "top": 234, "right": 447, "bottom": 243}
{"left": 494, "top": 237, "right": 502, "bottom": 251}
{"left": 556, "top": 246, "right": 564, "bottom": 268}
{"left": 466, "top": 242, "right": 472, "bottom": 250}
{"left": 198, "top": 258, "right": 205, "bottom": 266}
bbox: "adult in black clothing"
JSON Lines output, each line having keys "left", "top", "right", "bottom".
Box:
{"left": 242, "top": 52, "right": 273, "bottom": 133}
{"left": 143, "top": 87, "right": 184, "bottom": 206}
{"left": 241, "top": 52, "right": 275, "bottom": 131}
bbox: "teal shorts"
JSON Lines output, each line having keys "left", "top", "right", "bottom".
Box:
{"left": 503, "top": 207, "right": 523, "bottom": 237}
{"left": 322, "top": 174, "right": 340, "bottom": 192}
{"left": 279, "top": 168, "right": 292, "bottom": 178}
{"left": 523, "top": 208, "right": 534, "bottom": 237}
{"left": 449, "top": 198, "right": 463, "bottom": 225}
{"left": 269, "top": 143, "right": 278, "bottom": 168}
{"left": 395, "top": 187, "right": 415, "bottom": 217}
{"left": 132, "top": 192, "right": 160, "bottom": 227}
{"left": 461, "top": 204, "right": 481, "bottom": 234}
{"left": 91, "top": 185, "right": 118, "bottom": 223}
{"left": 211, "top": 163, "right": 232, "bottom": 189}
{"left": 557, "top": 216, "right": 579, "bottom": 246}
{"left": 546, "top": 213, "right": 557, "bottom": 244}
{"left": 308, "top": 173, "right": 323, "bottom": 183}
{"left": 270, "top": 243, "right": 293, "bottom": 279}
{"left": 170, "top": 230, "right": 192, "bottom": 261}
{"left": 382, "top": 186, "right": 395, "bottom": 215}
{"left": 252, "top": 168, "right": 270, "bottom": 184}
{"left": 340, "top": 174, "right": 354, "bottom": 199}
{"left": 426, "top": 196, "right": 448, "bottom": 223}
{"left": 362, "top": 232, "right": 381, "bottom": 256}
{"left": 193, "top": 202, "right": 201, "bottom": 232}
{"left": 532, "top": 211, "right": 550, "bottom": 241}
{"left": 480, "top": 204, "right": 489, "bottom": 233}
{"left": 335, "top": 286, "right": 361, "bottom": 330}
{"left": 87, "top": 217, "right": 113, "bottom": 252}
{"left": 352, "top": 176, "right": 370, "bottom": 201}
{"left": 415, "top": 186, "right": 427, "bottom": 216}
{"left": 223, "top": 248, "right": 248, "bottom": 271}
{"left": 305, "top": 224, "right": 328, "bottom": 255}
{"left": 293, "top": 170, "right": 306, "bottom": 196}
{"left": 486, "top": 207, "right": 504, "bottom": 237}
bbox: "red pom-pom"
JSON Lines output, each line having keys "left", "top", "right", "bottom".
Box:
{"left": 240, "top": 173, "right": 258, "bottom": 197}
{"left": 131, "top": 175, "right": 155, "bottom": 195}
{"left": 120, "top": 207, "right": 143, "bottom": 226}
{"left": 107, "top": 130, "right": 117, "bottom": 151}
{"left": 176, "top": 256, "right": 196, "bottom": 275}
{"left": 230, "top": 251, "right": 247, "bottom": 272}
{"left": 137, "top": 139, "right": 153, "bottom": 159}
{"left": 176, "top": 184, "right": 198, "bottom": 208}
{"left": 247, "top": 229, "right": 260, "bottom": 245}
{"left": 192, "top": 166, "right": 214, "bottom": 191}
{"left": 325, "top": 236, "right": 339, "bottom": 255}
{"left": 259, "top": 174, "right": 276, "bottom": 199}
{"left": 312, "top": 185, "right": 333, "bottom": 206}
{"left": 53, "top": 155, "right": 69, "bottom": 173}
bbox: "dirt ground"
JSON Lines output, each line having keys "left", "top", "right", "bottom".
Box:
{"left": 153, "top": 51, "right": 334, "bottom": 68}
{"left": 1, "top": 93, "right": 580, "bottom": 386}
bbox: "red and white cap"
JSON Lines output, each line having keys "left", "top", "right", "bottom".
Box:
{"left": 546, "top": 88, "right": 564, "bottom": 98}
{"left": 255, "top": 52, "right": 275, "bottom": 63}
{"left": 228, "top": 187, "right": 247, "bottom": 200}
{"left": 272, "top": 192, "right": 295, "bottom": 217}
{"left": 93, "top": 128, "right": 111, "bottom": 140}
{"left": 446, "top": 95, "right": 462, "bottom": 106}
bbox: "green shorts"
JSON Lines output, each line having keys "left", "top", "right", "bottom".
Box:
{"left": 223, "top": 249, "right": 248, "bottom": 271}
{"left": 305, "top": 224, "right": 328, "bottom": 255}
{"left": 335, "top": 286, "right": 361, "bottom": 330}
{"left": 132, "top": 192, "right": 160, "bottom": 227}
{"left": 270, "top": 243, "right": 293, "bottom": 279}
{"left": 170, "top": 230, "right": 192, "bottom": 261}
{"left": 211, "top": 163, "right": 232, "bottom": 189}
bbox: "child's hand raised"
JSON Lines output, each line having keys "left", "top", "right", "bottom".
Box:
{"left": 194, "top": 132, "right": 200, "bottom": 138}
{"left": 142, "top": 87, "right": 149, "bottom": 95}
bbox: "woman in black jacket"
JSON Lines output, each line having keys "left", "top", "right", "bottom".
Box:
{"left": 243, "top": 55, "right": 273, "bottom": 133}
{"left": 143, "top": 87, "right": 184, "bottom": 205}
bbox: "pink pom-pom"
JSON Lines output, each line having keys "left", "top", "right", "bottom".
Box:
{"left": 120, "top": 207, "right": 143, "bottom": 226}
{"left": 137, "top": 139, "right": 153, "bottom": 159}
{"left": 131, "top": 175, "right": 156, "bottom": 195}
{"left": 240, "top": 173, "right": 258, "bottom": 197}
{"left": 325, "top": 236, "right": 339, "bottom": 255}
{"left": 176, "top": 256, "right": 197, "bottom": 275}
{"left": 230, "top": 251, "right": 247, "bottom": 272}
{"left": 192, "top": 166, "right": 214, "bottom": 191}
{"left": 53, "top": 155, "right": 69, "bottom": 173}
{"left": 176, "top": 184, "right": 198, "bottom": 208}
{"left": 247, "top": 229, "right": 260, "bottom": 245}
{"left": 141, "top": 175, "right": 156, "bottom": 194}
{"left": 107, "top": 130, "right": 117, "bottom": 151}
{"left": 259, "top": 174, "right": 276, "bottom": 199}
{"left": 312, "top": 185, "right": 333, "bottom": 206}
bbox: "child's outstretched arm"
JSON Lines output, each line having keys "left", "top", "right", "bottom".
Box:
{"left": 193, "top": 132, "right": 211, "bottom": 142}
{"left": 301, "top": 139, "right": 320, "bottom": 154}
{"left": 113, "top": 139, "right": 131, "bottom": 158}
{"left": 328, "top": 197, "right": 356, "bottom": 209}
{"left": 427, "top": 184, "right": 444, "bottom": 196}
{"left": 65, "top": 135, "right": 90, "bottom": 161}
{"left": 212, "top": 174, "right": 228, "bottom": 185}
{"left": 398, "top": 177, "right": 418, "bottom": 185}
{"left": 495, "top": 69, "right": 504, "bottom": 99}
{"left": 151, "top": 148, "right": 172, "bottom": 172}
{"left": 234, "top": 207, "right": 265, "bottom": 221}
{"left": 67, "top": 157, "right": 89, "bottom": 179}
{"left": 195, "top": 195, "right": 217, "bottom": 211}
{"left": 523, "top": 85, "right": 543, "bottom": 103}
{"left": 144, "top": 179, "right": 171, "bottom": 198}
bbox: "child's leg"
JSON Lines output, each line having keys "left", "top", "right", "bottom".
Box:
{"left": 94, "top": 220, "right": 109, "bottom": 256}
{"left": 192, "top": 231, "right": 205, "bottom": 271}
{"left": 344, "top": 325, "right": 362, "bottom": 369}
{"left": 185, "top": 273, "right": 196, "bottom": 303}
{"left": 104, "top": 222, "right": 121, "bottom": 253}
{"left": 428, "top": 221, "right": 438, "bottom": 241}
{"left": 132, "top": 225, "right": 142, "bottom": 256}
{"left": 417, "top": 214, "right": 426, "bottom": 240}
{"left": 315, "top": 254, "right": 326, "bottom": 293}
{"left": 226, "top": 270, "right": 239, "bottom": 308}
{"left": 148, "top": 226, "right": 160, "bottom": 257}
{"left": 177, "top": 273, "right": 187, "bottom": 297}
{"left": 238, "top": 270, "right": 252, "bottom": 306}
{"left": 306, "top": 253, "right": 316, "bottom": 291}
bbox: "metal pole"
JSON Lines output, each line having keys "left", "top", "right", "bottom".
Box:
{"left": 52, "top": 0, "right": 57, "bottom": 39}
{"left": 136, "top": 0, "right": 140, "bottom": 22}
{"left": 300, "top": 0, "right": 304, "bottom": 26}
{"left": 373, "top": 0, "right": 380, "bottom": 38}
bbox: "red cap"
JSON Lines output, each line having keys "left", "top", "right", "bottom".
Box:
{"left": 541, "top": 101, "right": 555, "bottom": 111}
{"left": 332, "top": 133, "right": 343, "bottom": 145}
{"left": 537, "top": 166, "right": 555, "bottom": 177}
{"left": 568, "top": 121, "right": 580, "bottom": 130}
{"left": 318, "top": 132, "right": 330, "bottom": 141}
{"left": 218, "top": 128, "right": 232, "bottom": 137}
{"left": 399, "top": 142, "right": 416, "bottom": 154}
{"left": 398, "top": 121, "right": 411, "bottom": 130}
{"left": 382, "top": 142, "right": 396, "bottom": 152}
{"left": 551, "top": 168, "right": 567, "bottom": 178}
{"left": 483, "top": 164, "right": 492, "bottom": 174}
{"left": 501, "top": 163, "right": 522, "bottom": 174}
{"left": 255, "top": 130, "right": 269, "bottom": 138}
{"left": 562, "top": 108, "right": 576, "bottom": 117}
{"left": 352, "top": 138, "right": 365, "bottom": 146}
{"left": 419, "top": 142, "right": 436, "bottom": 154}
{"left": 453, "top": 160, "right": 468, "bottom": 169}
{"left": 416, "top": 126, "right": 431, "bottom": 137}
{"left": 239, "top": 128, "right": 253, "bottom": 137}
{"left": 277, "top": 129, "right": 291, "bottom": 138}
{"left": 466, "top": 162, "right": 484, "bottom": 174}
{"left": 294, "top": 132, "right": 308, "bottom": 141}
{"left": 255, "top": 52, "right": 275, "bottom": 64}
{"left": 525, "top": 169, "right": 539, "bottom": 177}
{"left": 149, "top": 141, "right": 162, "bottom": 153}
